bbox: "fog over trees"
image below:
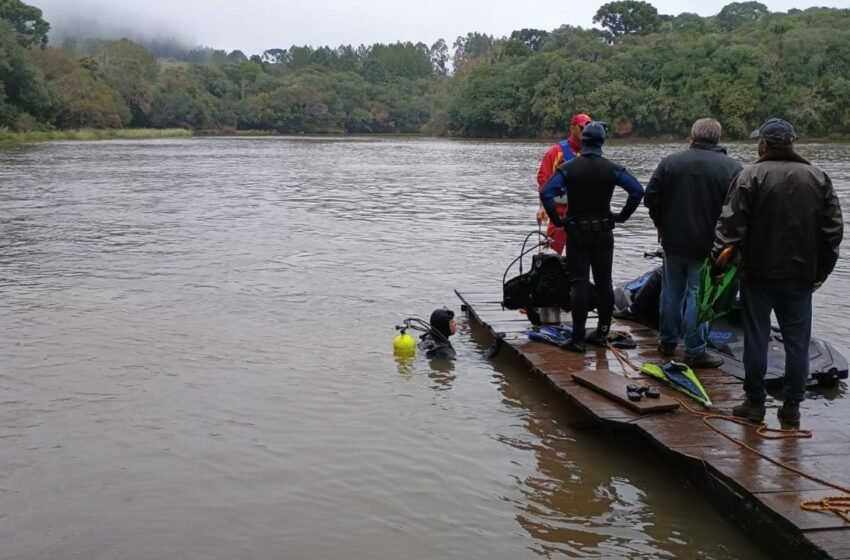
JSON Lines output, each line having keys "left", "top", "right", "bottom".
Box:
{"left": 1, "top": 0, "right": 849, "bottom": 139}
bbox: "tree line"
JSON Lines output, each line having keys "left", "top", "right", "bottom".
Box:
{"left": 1, "top": 0, "right": 849, "bottom": 139}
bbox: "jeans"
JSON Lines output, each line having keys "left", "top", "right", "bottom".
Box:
{"left": 566, "top": 226, "right": 614, "bottom": 340}
{"left": 659, "top": 253, "right": 707, "bottom": 356}
{"left": 740, "top": 277, "right": 812, "bottom": 403}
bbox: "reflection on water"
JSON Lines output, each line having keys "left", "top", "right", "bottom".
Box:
{"left": 469, "top": 323, "right": 761, "bottom": 560}
{"left": 3, "top": 135, "right": 846, "bottom": 559}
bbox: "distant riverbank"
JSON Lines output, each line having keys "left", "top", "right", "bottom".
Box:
{"left": 0, "top": 128, "right": 193, "bottom": 143}
{"left": 3, "top": 128, "right": 848, "bottom": 145}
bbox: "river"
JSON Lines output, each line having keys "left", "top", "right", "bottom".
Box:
{"left": 1, "top": 136, "right": 847, "bottom": 559}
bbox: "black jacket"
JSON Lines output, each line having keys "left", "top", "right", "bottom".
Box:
{"left": 713, "top": 153, "right": 844, "bottom": 284}
{"left": 645, "top": 143, "right": 743, "bottom": 259}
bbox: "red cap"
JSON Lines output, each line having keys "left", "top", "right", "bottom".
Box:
{"left": 570, "top": 113, "right": 592, "bottom": 127}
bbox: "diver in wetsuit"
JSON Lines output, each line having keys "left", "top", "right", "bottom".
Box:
{"left": 418, "top": 308, "right": 457, "bottom": 360}
{"left": 539, "top": 122, "right": 644, "bottom": 353}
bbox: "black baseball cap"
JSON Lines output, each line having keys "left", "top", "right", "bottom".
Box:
{"left": 750, "top": 118, "right": 797, "bottom": 146}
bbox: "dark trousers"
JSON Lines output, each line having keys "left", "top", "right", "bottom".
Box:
{"left": 566, "top": 227, "right": 614, "bottom": 340}
{"left": 740, "top": 277, "right": 812, "bottom": 403}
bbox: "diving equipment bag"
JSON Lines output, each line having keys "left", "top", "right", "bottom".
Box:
{"left": 502, "top": 253, "right": 570, "bottom": 311}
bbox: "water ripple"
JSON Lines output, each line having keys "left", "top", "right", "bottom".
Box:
{"left": 0, "top": 136, "right": 828, "bottom": 559}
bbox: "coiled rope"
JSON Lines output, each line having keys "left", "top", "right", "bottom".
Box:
{"left": 609, "top": 343, "right": 850, "bottom": 524}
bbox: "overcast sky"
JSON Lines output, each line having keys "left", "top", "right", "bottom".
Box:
{"left": 36, "top": 0, "right": 850, "bottom": 55}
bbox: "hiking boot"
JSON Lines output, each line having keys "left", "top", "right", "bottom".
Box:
{"left": 684, "top": 350, "right": 724, "bottom": 369}
{"left": 732, "top": 398, "right": 766, "bottom": 423}
{"left": 657, "top": 342, "right": 676, "bottom": 357}
{"left": 585, "top": 330, "right": 609, "bottom": 347}
{"left": 777, "top": 400, "right": 801, "bottom": 428}
{"left": 559, "top": 338, "right": 586, "bottom": 353}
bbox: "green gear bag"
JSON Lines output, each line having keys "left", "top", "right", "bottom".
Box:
{"left": 697, "top": 259, "right": 739, "bottom": 324}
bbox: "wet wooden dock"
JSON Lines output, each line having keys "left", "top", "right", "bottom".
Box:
{"left": 457, "top": 289, "right": 850, "bottom": 560}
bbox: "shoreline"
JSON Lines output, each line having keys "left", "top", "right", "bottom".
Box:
{"left": 0, "top": 128, "right": 193, "bottom": 143}
{"left": 197, "top": 130, "right": 850, "bottom": 144}
{"left": 2, "top": 128, "right": 848, "bottom": 145}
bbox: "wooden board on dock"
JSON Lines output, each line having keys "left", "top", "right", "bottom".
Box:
{"left": 572, "top": 370, "right": 680, "bottom": 414}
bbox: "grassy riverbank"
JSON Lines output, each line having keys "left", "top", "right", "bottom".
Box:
{"left": 3, "top": 128, "right": 848, "bottom": 145}
{"left": 0, "top": 128, "right": 193, "bottom": 143}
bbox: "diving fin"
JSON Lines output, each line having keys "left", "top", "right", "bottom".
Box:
{"left": 527, "top": 324, "right": 574, "bottom": 347}
{"left": 641, "top": 361, "right": 712, "bottom": 407}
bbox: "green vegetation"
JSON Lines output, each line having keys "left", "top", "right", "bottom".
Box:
{"left": 0, "top": 127, "right": 192, "bottom": 142}
{"left": 1, "top": 0, "right": 849, "bottom": 140}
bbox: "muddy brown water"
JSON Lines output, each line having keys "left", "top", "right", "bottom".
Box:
{"left": 2, "top": 136, "right": 848, "bottom": 559}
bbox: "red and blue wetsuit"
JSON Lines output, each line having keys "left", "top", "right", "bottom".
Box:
{"left": 536, "top": 136, "right": 582, "bottom": 254}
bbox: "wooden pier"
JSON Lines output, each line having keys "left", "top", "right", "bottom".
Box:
{"left": 457, "top": 290, "right": 850, "bottom": 560}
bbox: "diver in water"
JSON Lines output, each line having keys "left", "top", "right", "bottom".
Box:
{"left": 418, "top": 308, "right": 457, "bottom": 360}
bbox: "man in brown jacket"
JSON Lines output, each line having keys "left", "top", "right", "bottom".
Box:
{"left": 713, "top": 118, "right": 844, "bottom": 427}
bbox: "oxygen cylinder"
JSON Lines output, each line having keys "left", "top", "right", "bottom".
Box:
{"left": 393, "top": 330, "right": 416, "bottom": 357}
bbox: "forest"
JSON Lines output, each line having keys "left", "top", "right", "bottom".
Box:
{"left": 1, "top": 0, "right": 849, "bottom": 139}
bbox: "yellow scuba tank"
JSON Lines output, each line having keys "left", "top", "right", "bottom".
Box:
{"left": 393, "top": 329, "right": 416, "bottom": 357}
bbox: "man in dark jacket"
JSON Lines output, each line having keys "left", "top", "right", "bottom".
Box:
{"left": 540, "top": 121, "right": 644, "bottom": 353}
{"left": 714, "top": 118, "right": 844, "bottom": 427}
{"left": 645, "top": 118, "right": 743, "bottom": 368}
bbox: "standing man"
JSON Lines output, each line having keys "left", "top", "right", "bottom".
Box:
{"left": 540, "top": 122, "right": 644, "bottom": 352}
{"left": 714, "top": 118, "right": 843, "bottom": 427}
{"left": 644, "top": 118, "right": 743, "bottom": 369}
{"left": 536, "top": 113, "right": 593, "bottom": 255}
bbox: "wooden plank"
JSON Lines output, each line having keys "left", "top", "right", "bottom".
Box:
{"left": 755, "top": 490, "right": 850, "bottom": 530}
{"left": 630, "top": 413, "right": 736, "bottom": 451}
{"left": 806, "top": 529, "right": 850, "bottom": 560}
{"left": 572, "top": 370, "right": 680, "bottom": 414}
{"left": 781, "top": 456, "right": 850, "bottom": 491}
{"left": 710, "top": 455, "right": 836, "bottom": 493}
{"left": 544, "top": 373, "right": 643, "bottom": 421}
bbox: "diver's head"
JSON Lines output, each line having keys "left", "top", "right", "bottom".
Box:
{"left": 580, "top": 121, "right": 608, "bottom": 156}
{"left": 429, "top": 307, "right": 456, "bottom": 339}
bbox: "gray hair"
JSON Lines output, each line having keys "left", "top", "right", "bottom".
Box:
{"left": 690, "top": 118, "right": 722, "bottom": 144}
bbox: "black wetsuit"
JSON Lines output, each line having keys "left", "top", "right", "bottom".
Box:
{"left": 418, "top": 334, "right": 457, "bottom": 360}
{"left": 541, "top": 153, "right": 644, "bottom": 341}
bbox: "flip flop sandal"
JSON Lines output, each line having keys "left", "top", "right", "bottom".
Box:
{"left": 643, "top": 386, "right": 661, "bottom": 399}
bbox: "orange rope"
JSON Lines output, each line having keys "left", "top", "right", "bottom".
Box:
{"left": 606, "top": 339, "right": 643, "bottom": 379}
{"left": 613, "top": 351, "right": 850, "bottom": 524}
{"left": 800, "top": 497, "right": 850, "bottom": 524}
{"left": 674, "top": 396, "right": 850, "bottom": 525}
